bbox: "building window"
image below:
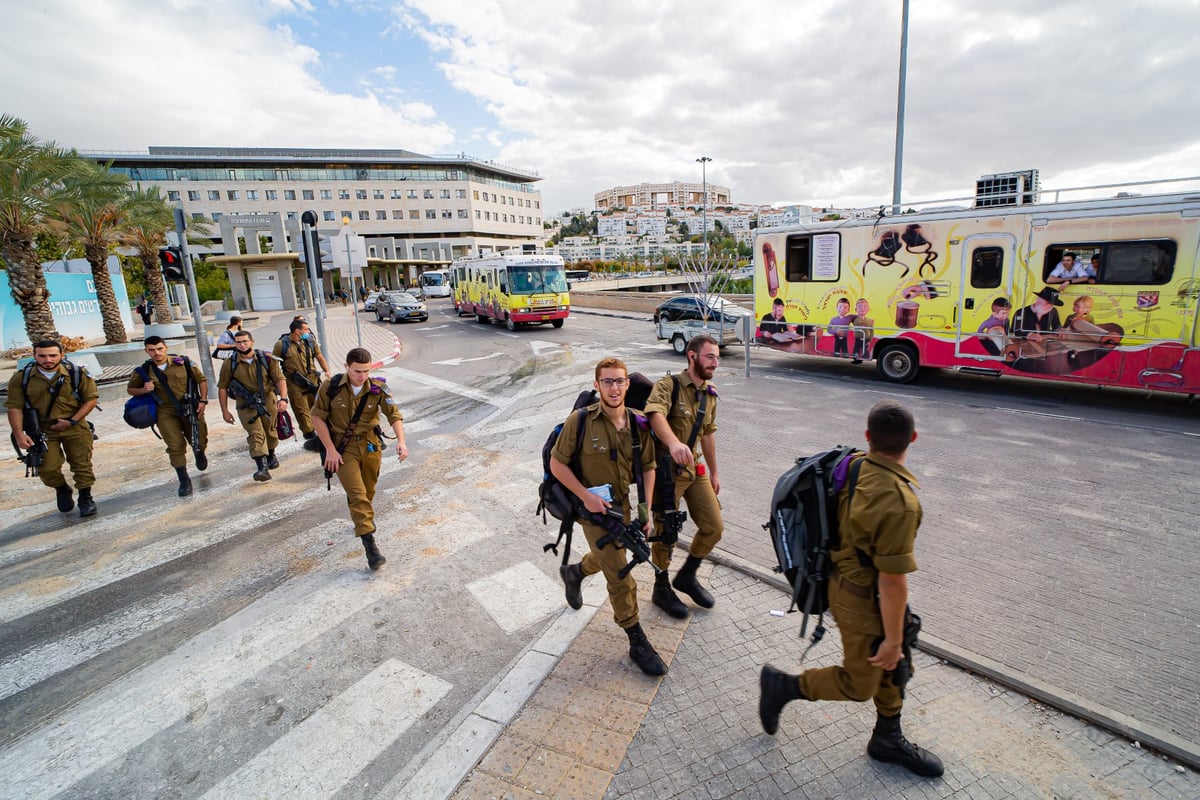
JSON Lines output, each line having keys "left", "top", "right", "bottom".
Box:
{"left": 339, "top": 190, "right": 351, "bottom": 200}
{"left": 191, "top": 212, "right": 205, "bottom": 222}
{"left": 407, "top": 189, "right": 418, "bottom": 199}
{"left": 167, "top": 190, "right": 181, "bottom": 201}
{"left": 485, "top": 211, "right": 491, "bottom": 221}
{"left": 359, "top": 211, "right": 370, "bottom": 220}
{"left": 535, "top": 201, "right": 540, "bottom": 209}
{"left": 392, "top": 210, "right": 403, "bottom": 219}
{"left": 212, "top": 212, "right": 223, "bottom": 221}
{"left": 424, "top": 189, "right": 435, "bottom": 199}
{"left": 266, "top": 190, "right": 278, "bottom": 200}
{"left": 475, "top": 210, "right": 481, "bottom": 219}
{"left": 458, "top": 209, "right": 469, "bottom": 219}
{"left": 321, "top": 190, "right": 332, "bottom": 200}
{"left": 473, "top": 190, "right": 480, "bottom": 200}
{"left": 246, "top": 190, "right": 259, "bottom": 200}
{"left": 301, "top": 189, "right": 313, "bottom": 200}
{"left": 187, "top": 190, "right": 200, "bottom": 201}
{"left": 456, "top": 189, "right": 467, "bottom": 199}
{"left": 391, "top": 189, "right": 402, "bottom": 199}
{"left": 440, "top": 189, "right": 451, "bottom": 199}
{"left": 442, "top": 209, "right": 452, "bottom": 219}
{"left": 286, "top": 211, "right": 297, "bottom": 219}
{"left": 341, "top": 210, "right": 352, "bottom": 221}
{"left": 324, "top": 210, "right": 336, "bottom": 221}
{"left": 376, "top": 210, "right": 387, "bottom": 220}
{"left": 208, "top": 190, "right": 220, "bottom": 201}
{"left": 227, "top": 190, "right": 238, "bottom": 200}
{"left": 425, "top": 209, "right": 436, "bottom": 219}
{"left": 409, "top": 210, "right": 419, "bottom": 219}
{"left": 356, "top": 189, "right": 367, "bottom": 200}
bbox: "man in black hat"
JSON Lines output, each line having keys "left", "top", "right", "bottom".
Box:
{"left": 1010, "top": 287, "right": 1063, "bottom": 343}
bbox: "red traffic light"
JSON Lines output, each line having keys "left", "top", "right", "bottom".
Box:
{"left": 158, "top": 247, "right": 185, "bottom": 281}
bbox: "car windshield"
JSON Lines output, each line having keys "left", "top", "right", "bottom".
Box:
{"left": 392, "top": 293, "right": 419, "bottom": 303}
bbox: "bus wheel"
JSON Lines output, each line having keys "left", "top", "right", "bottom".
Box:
{"left": 551, "top": 319, "right": 564, "bottom": 329}
{"left": 672, "top": 334, "right": 687, "bottom": 355}
{"left": 875, "top": 342, "right": 920, "bottom": 384}
{"left": 506, "top": 315, "right": 517, "bottom": 331}
{"left": 476, "top": 312, "right": 489, "bottom": 324}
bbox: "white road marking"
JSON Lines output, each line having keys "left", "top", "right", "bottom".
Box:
{"left": 764, "top": 374, "right": 813, "bottom": 385}
{"left": 430, "top": 352, "right": 505, "bottom": 366}
{"left": 200, "top": 659, "right": 450, "bottom": 800}
{"left": 379, "top": 366, "right": 499, "bottom": 406}
{"left": 0, "top": 570, "right": 393, "bottom": 800}
{"left": 466, "top": 561, "right": 563, "bottom": 634}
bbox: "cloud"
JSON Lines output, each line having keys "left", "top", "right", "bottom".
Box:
{"left": 1, "top": 0, "right": 454, "bottom": 153}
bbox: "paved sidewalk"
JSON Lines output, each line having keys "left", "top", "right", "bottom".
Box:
{"left": 457, "top": 563, "right": 1199, "bottom": 799}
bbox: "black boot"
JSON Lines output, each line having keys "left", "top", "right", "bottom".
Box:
{"left": 652, "top": 571, "right": 689, "bottom": 619}
{"left": 55, "top": 485, "right": 74, "bottom": 513}
{"left": 302, "top": 431, "right": 321, "bottom": 452}
{"left": 362, "top": 533, "right": 386, "bottom": 570}
{"left": 77, "top": 487, "right": 97, "bottom": 518}
{"left": 195, "top": 449, "right": 208, "bottom": 471}
{"left": 672, "top": 555, "right": 715, "bottom": 608}
{"left": 759, "top": 664, "right": 803, "bottom": 736}
{"left": 252, "top": 456, "right": 272, "bottom": 482}
{"left": 266, "top": 450, "right": 280, "bottom": 469}
{"left": 559, "top": 563, "right": 583, "bottom": 610}
{"left": 625, "top": 623, "right": 667, "bottom": 676}
{"left": 866, "top": 712, "right": 944, "bottom": 777}
{"left": 176, "top": 466, "right": 193, "bottom": 497}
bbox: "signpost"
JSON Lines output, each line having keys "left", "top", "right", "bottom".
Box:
{"left": 330, "top": 223, "right": 368, "bottom": 346}
{"left": 173, "top": 207, "right": 217, "bottom": 398}
{"left": 299, "top": 211, "right": 330, "bottom": 359}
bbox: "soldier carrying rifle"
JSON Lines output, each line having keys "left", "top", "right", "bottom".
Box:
{"left": 218, "top": 329, "right": 288, "bottom": 482}
{"left": 5, "top": 340, "right": 99, "bottom": 517}
{"left": 273, "top": 318, "right": 329, "bottom": 453}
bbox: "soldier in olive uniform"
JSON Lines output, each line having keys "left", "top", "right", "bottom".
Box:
{"left": 273, "top": 319, "right": 329, "bottom": 452}
{"left": 126, "top": 335, "right": 209, "bottom": 496}
{"left": 552, "top": 357, "right": 667, "bottom": 676}
{"left": 759, "top": 401, "right": 943, "bottom": 778}
{"left": 311, "top": 347, "right": 408, "bottom": 570}
{"left": 5, "top": 340, "right": 99, "bottom": 517}
{"left": 645, "top": 334, "right": 724, "bottom": 619}
{"left": 218, "top": 330, "right": 289, "bottom": 482}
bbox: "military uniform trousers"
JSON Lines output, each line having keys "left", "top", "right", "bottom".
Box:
{"left": 39, "top": 424, "right": 95, "bottom": 490}
{"left": 651, "top": 469, "right": 723, "bottom": 571}
{"left": 236, "top": 404, "right": 278, "bottom": 457}
{"left": 157, "top": 409, "right": 209, "bottom": 468}
{"left": 286, "top": 381, "right": 317, "bottom": 435}
{"left": 799, "top": 574, "right": 903, "bottom": 717}
{"left": 335, "top": 435, "right": 383, "bottom": 537}
{"left": 579, "top": 516, "right": 639, "bottom": 629}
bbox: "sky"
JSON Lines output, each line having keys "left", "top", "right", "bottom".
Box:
{"left": 3, "top": 0, "right": 1199, "bottom": 214}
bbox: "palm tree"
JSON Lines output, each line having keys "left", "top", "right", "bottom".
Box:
{"left": 120, "top": 185, "right": 179, "bottom": 325}
{"left": 0, "top": 115, "right": 78, "bottom": 345}
{"left": 47, "top": 161, "right": 142, "bottom": 344}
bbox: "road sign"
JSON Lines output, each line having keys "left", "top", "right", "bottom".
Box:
{"left": 330, "top": 226, "right": 367, "bottom": 277}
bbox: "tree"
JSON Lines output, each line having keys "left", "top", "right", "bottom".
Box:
{"left": 0, "top": 115, "right": 78, "bottom": 345}
{"left": 47, "top": 160, "right": 144, "bottom": 344}
{"left": 119, "top": 185, "right": 177, "bottom": 324}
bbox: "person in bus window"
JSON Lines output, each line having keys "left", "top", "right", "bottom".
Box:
{"left": 1085, "top": 254, "right": 1101, "bottom": 283}
{"left": 1046, "top": 252, "right": 1092, "bottom": 286}
{"left": 1010, "top": 287, "right": 1063, "bottom": 343}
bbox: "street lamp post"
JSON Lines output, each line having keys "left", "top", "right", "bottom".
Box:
{"left": 696, "top": 156, "right": 711, "bottom": 267}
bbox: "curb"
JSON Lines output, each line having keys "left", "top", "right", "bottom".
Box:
{"left": 695, "top": 537, "right": 1200, "bottom": 771}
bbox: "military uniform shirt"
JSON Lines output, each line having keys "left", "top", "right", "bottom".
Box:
{"left": 218, "top": 352, "right": 285, "bottom": 399}
{"left": 312, "top": 378, "right": 403, "bottom": 438}
{"left": 644, "top": 374, "right": 718, "bottom": 457}
{"left": 832, "top": 454, "right": 922, "bottom": 586}
{"left": 127, "top": 357, "right": 206, "bottom": 415}
{"left": 5, "top": 363, "right": 98, "bottom": 421}
{"left": 551, "top": 404, "right": 656, "bottom": 509}
{"left": 273, "top": 337, "right": 323, "bottom": 382}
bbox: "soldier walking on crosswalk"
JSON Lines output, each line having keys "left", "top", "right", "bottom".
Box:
{"left": 218, "top": 330, "right": 289, "bottom": 482}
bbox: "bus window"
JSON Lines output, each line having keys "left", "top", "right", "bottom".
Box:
{"left": 970, "top": 247, "right": 1003, "bottom": 289}
{"left": 785, "top": 235, "right": 812, "bottom": 281}
{"left": 1044, "top": 240, "right": 1175, "bottom": 285}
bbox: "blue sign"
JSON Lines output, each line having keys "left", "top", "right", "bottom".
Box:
{"left": 0, "top": 256, "right": 132, "bottom": 350}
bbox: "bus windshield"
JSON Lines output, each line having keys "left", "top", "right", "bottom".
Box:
{"left": 509, "top": 264, "right": 568, "bottom": 294}
{"left": 420, "top": 272, "right": 445, "bottom": 286}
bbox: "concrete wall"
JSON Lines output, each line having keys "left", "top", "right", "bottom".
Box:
{"left": 570, "top": 291, "right": 753, "bottom": 316}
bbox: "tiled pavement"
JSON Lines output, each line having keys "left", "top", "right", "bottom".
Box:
{"left": 457, "top": 563, "right": 1199, "bottom": 800}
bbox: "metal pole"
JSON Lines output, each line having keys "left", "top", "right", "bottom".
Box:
{"left": 173, "top": 207, "right": 217, "bottom": 398}
{"left": 300, "top": 214, "right": 329, "bottom": 358}
{"left": 697, "top": 156, "right": 711, "bottom": 276}
{"left": 345, "top": 236, "right": 362, "bottom": 346}
{"left": 891, "top": 0, "right": 910, "bottom": 215}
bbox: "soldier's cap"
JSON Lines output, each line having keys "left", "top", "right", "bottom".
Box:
{"left": 1034, "top": 287, "right": 1064, "bottom": 306}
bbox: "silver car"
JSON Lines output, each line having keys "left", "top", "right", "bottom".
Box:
{"left": 375, "top": 291, "right": 428, "bottom": 323}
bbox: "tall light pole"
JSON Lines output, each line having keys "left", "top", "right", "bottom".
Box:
{"left": 696, "top": 156, "right": 711, "bottom": 266}
{"left": 891, "top": 0, "right": 910, "bottom": 214}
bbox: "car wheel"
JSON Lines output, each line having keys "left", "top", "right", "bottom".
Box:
{"left": 551, "top": 319, "right": 564, "bottom": 329}
{"left": 672, "top": 334, "right": 687, "bottom": 355}
{"left": 505, "top": 315, "right": 516, "bottom": 331}
{"left": 390, "top": 312, "right": 399, "bottom": 323}
{"left": 875, "top": 342, "right": 921, "bottom": 384}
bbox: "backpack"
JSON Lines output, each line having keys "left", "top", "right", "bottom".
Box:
{"left": 123, "top": 364, "right": 159, "bottom": 430}
{"left": 537, "top": 372, "right": 654, "bottom": 564}
{"left": 765, "top": 445, "right": 864, "bottom": 653}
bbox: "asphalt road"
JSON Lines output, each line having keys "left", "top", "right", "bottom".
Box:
{"left": 1, "top": 302, "right": 1196, "bottom": 798}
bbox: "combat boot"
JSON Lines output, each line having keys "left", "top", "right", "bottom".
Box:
{"left": 55, "top": 485, "right": 74, "bottom": 513}
{"left": 866, "top": 712, "right": 944, "bottom": 777}
{"left": 302, "top": 431, "right": 321, "bottom": 452}
{"left": 625, "top": 623, "right": 667, "bottom": 676}
{"left": 252, "top": 456, "right": 272, "bottom": 482}
{"left": 195, "top": 449, "right": 208, "bottom": 471}
{"left": 176, "top": 466, "right": 193, "bottom": 497}
{"left": 560, "top": 563, "right": 583, "bottom": 610}
{"left": 652, "top": 572, "right": 689, "bottom": 619}
{"left": 361, "top": 534, "right": 386, "bottom": 570}
{"left": 266, "top": 450, "right": 280, "bottom": 469}
{"left": 77, "top": 487, "right": 97, "bottom": 518}
{"left": 758, "top": 664, "right": 804, "bottom": 735}
{"left": 672, "top": 554, "right": 715, "bottom": 608}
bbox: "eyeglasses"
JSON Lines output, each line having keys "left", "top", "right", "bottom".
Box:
{"left": 699, "top": 354, "right": 721, "bottom": 362}
{"left": 598, "top": 378, "right": 628, "bottom": 388}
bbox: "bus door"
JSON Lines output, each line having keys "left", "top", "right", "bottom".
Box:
{"left": 955, "top": 233, "right": 1017, "bottom": 360}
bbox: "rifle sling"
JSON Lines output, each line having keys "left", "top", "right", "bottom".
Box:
{"left": 334, "top": 387, "right": 374, "bottom": 455}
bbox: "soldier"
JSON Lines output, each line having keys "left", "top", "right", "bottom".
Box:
{"left": 273, "top": 319, "right": 329, "bottom": 452}
{"left": 758, "top": 401, "right": 943, "bottom": 777}
{"left": 126, "top": 335, "right": 209, "bottom": 496}
{"left": 553, "top": 357, "right": 666, "bottom": 676}
{"left": 311, "top": 347, "right": 408, "bottom": 570}
{"left": 217, "top": 329, "right": 288, "bottom": 482}
{"left": 6, "top": 340, "right": 99, "bottom": 517}
{"left": 645, "top": 334, "right": 723, "bottom": 618}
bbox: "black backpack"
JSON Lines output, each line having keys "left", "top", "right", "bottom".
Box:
{"left": 765, "top": 446, "right": 864, "bottom": 653}
{"left": 537, "top": 373, "right": 654, "bottom": 563}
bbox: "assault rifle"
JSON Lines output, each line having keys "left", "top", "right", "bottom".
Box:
{"left": 181, "top": 393, "right": 203, "bottom": 459}
{"left": 872, "top": 611, "right": 922, "bottom": 696}
{"left": 226, "top": 379, "right": 270, "bottom": 420}
{"left": 288, "top": 371, "right": 319, "bottom": 396}
{"left": 11, "top": 408, "right": 48, "bottom": 477}
{"left": 586, "top": 507, "right": 665, "bottom": 580}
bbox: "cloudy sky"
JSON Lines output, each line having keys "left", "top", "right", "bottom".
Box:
{"left": 3, "top": 0, "right": 1198, "bottom": 213}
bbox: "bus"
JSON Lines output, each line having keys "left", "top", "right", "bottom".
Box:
{"left": 752, "top": 179, "right": 1200, "bottom": 396}
{"left": 417, "top": 269, "right": 451, "bottom": 298}
{"left": 451, "top": 253, "right": 570, "bottom": 330}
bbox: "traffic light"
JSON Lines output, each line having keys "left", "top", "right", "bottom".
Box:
{"left": 158, "top": 247, "right": 185, "bottom": 282}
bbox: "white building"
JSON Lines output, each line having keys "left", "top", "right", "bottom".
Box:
{"left": 594, "top": 180, "right": 732, "bottom": 211}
